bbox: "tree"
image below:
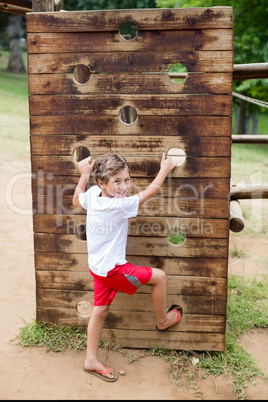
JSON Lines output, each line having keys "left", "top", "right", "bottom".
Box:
{"left": 155, "top": 0, "right": 268, "bottom": 134}
{"left": 7, "top": 14, "right": 26, "bottom": 74}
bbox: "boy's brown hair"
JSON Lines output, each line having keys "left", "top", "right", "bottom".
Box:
{"left": 92, "top": 153, "right": 129, "bottom": 185}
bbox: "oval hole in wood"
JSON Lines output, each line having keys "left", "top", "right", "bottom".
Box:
{"left": 75, "top": 223, "right": 87, "bottom": 241}
{"left": 119, "top": 105, "right": 138, "bottom": 125}
{"left": 73, "top": 64, "right": 90, "bottom": 84}
{"left": 167, "top": 228, "right": 186, "bottom": 246}
{"left": 167, "top": 147, "right": 186, "bottom": 166}
{"left": 168, "top": 63, "right": 188, "bottom": 83}
{"left": 73, "top": 146, "right": 91, "bottom": 163}
{"left": 119, "top": 21, "right": 138, "bottom": 40}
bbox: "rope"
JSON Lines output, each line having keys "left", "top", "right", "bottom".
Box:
{"left": 232, "top": 91, "right": 268, "bottom": 109}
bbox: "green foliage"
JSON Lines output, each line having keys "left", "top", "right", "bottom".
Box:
{"left": 156, "top": 0, "right": 268, "bottom": 113}
{"left": 62, "top": 0, "right": 156, "bottom": 10}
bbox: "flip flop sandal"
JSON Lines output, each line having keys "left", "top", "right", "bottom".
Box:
{"left": 83, "top": 364, "right": 118, "bottom": 382}
{"left": 155, "top": 304, "right": 183, "bottom": 333}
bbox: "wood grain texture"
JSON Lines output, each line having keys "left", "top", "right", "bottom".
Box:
{"left": 26, "top": 7, "right": 233, "bottom": 32}
{"left": 28, "top": 72, "right": 233, "bottom": 95}
{"left": 26, "top": 7, "right": 233, "bottom": 351}
{"left": 29, "top": 115, "right": 232, "bottom": 136}
{"left": 28, "top": 51, "right": 233, "bottom": 74}
{"left": 34, "top": 252, "right": 227, "bottom": 278}
{"left": 29, "top": 94, "right": 232, "bottom": 116}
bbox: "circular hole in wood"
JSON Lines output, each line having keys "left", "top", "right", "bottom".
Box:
{"left": 75, "top": 223, "right": 87, "bottom": 241}
{"left": 76, "top": 301, "right": 93, "bottom": 318}
{"left": 73, "top": 146, "right": 90, "bottom": 163}
{"left": 73, "top": 64, "right": 90, "bottom": 84}
{"left": 119, "top": 21, "right": 138, "bottom": 40}
{"left": 167, "top": 147, "right": 186, "bottom": 166}
{"left": 168, "top": 63, "right": 188, "bottom": 83}
{"left": 167, "top": 228, "right": 186, "bottom": 246}
{"left": 119, "top": 106, "right": 138, "bottom": 125}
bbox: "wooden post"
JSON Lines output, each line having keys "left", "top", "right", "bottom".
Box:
{"left": 230, "top": 200, "right": 245, "bottom": 232}
{"left": 32, "top": 0, "right": 61, "bottom": 12}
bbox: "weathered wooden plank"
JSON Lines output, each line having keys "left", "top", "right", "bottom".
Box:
{"left": 28, "top": 72, "right": 233, "bottom": 95}
{"left": 36, "top": 288, "right": 227, "bottom": 314}
{"left": 26, "top": 8, "right": 233, "bottom": 32}
{"left": 33, "top": 214, "right": 229, "bottom": 239}
{"left": 34, "top": 233, "right": 228, "bottom": 258}
{"left": 31, "top": 175, "right": 230, "bottom": 199}
{"left": 30, "top": 135, "right": 231, "bottom": 157}
{"left": 127, "top": 236, "right": 229, "bottom": 258}
{"left": 31, "top": 156, "right": 230, "bottom": 179}
{"left": 35, "top": 306, "right": 225, "bottom": 349}
{"left": 36, "top": 305, "right": 225, "bottom": 332}
{"left": 27, "top": 29, "right": 233, "bottom": 54}
{"left": 100, "top": 329, "right": 225, "bottom": 351}
{"left": 30, "top": 115, "right": 232, "bottom": 136}
{"left": 29, "top": 94, "right": 232, "bottom": 116}
{"left": 108, "top": 312, "right": 225, "bottom": 333}
{"left": 28, "top": 51, "right": 234, "bottom": 74}
{"left": 35, "top": 252, "right": 227, "bottom": 278}
{"left": 35, "top": 270, "right": 227, "bottom": 295}
{"left": 32, "top": 196, "right": 230, "bottom": 218}
{"left": 129, "top": 256, "right": 228, "bottom": 278}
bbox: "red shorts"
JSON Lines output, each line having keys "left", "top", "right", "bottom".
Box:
{"left": 90, "top": 262, "right": 152, "bottom": 306}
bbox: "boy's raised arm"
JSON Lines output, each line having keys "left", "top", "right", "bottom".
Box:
{"left": 72, "top": 157, "right": 96, "bottom": 208}
{"left": 137, "top": 153, "right": 176, "bottom": 206}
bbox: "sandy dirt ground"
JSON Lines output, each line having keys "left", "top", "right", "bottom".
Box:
{"left": 0, "top": 155, "right": 267, "bottom": 400}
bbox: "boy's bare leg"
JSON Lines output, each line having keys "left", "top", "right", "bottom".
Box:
{"left": 148, "top": 268, "right": 179, "bottom": 331}
{"left": 84, "top": 305, "right": 115, "bottom": 379}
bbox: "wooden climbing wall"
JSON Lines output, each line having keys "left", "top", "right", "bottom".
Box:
{"left": 26, "top": 7, "right": 233, "bottom": 351}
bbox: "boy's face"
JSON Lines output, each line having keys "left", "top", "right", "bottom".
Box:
{"left": 99, "top": 167, "right": 131, "bottom": 198}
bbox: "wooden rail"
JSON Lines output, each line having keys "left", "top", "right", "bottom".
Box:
{"left": 0, "top": 0, "right": 61, "bottom": 13}
{"left": 230, "top": 185, "right": 268, "bottom": 200}
{"left": 0, "top": 0, "right": 32, "bottom": 14}
{"left": 170, "top": 63, "right": 268, "bottom": 80}
{"left": 232, "top": 135, "right": 268, "bottom": 144}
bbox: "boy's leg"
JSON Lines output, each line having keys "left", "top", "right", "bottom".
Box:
{"left": 148, "top": 268, "right": 181, "bottom": 331}
{"left": 84, "top": 305, "right": 116, "bottom": 380}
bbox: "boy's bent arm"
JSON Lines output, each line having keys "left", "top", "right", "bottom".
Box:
{"left": 72, "top": 157, "right": 96, "bottom": 208}
{"left": 72, "top": 173, "right": 90, "bottom": 208}
{"left": 138, "top": 153, "right": 176, "bottom": 206}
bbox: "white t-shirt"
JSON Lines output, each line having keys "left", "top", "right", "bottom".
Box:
{"left": 79, "top": 185, "right": 139, "bottom": 277}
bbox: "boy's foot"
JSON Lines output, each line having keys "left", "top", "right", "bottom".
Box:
{"left": 155, "top": 304, "right": 183, "bottom": 333}
{"left": 83, "top": 364, "right": 117, "bottom": 382}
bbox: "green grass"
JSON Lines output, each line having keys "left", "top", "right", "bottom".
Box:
{"left": 231, "top": 143, "right": 268, "bottom": 185}
{"left": 167, "top": 228, "right": 186, "bottom": 245}
{"left": 11, "top": 273, "right": 268, "bottom": 400}
{"left": 0, "top": 50, "right": 30, "bottom": 156}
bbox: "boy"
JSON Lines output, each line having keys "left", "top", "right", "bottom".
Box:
{"left": 73, "top": 153, "right": 182, "bottom": 382}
